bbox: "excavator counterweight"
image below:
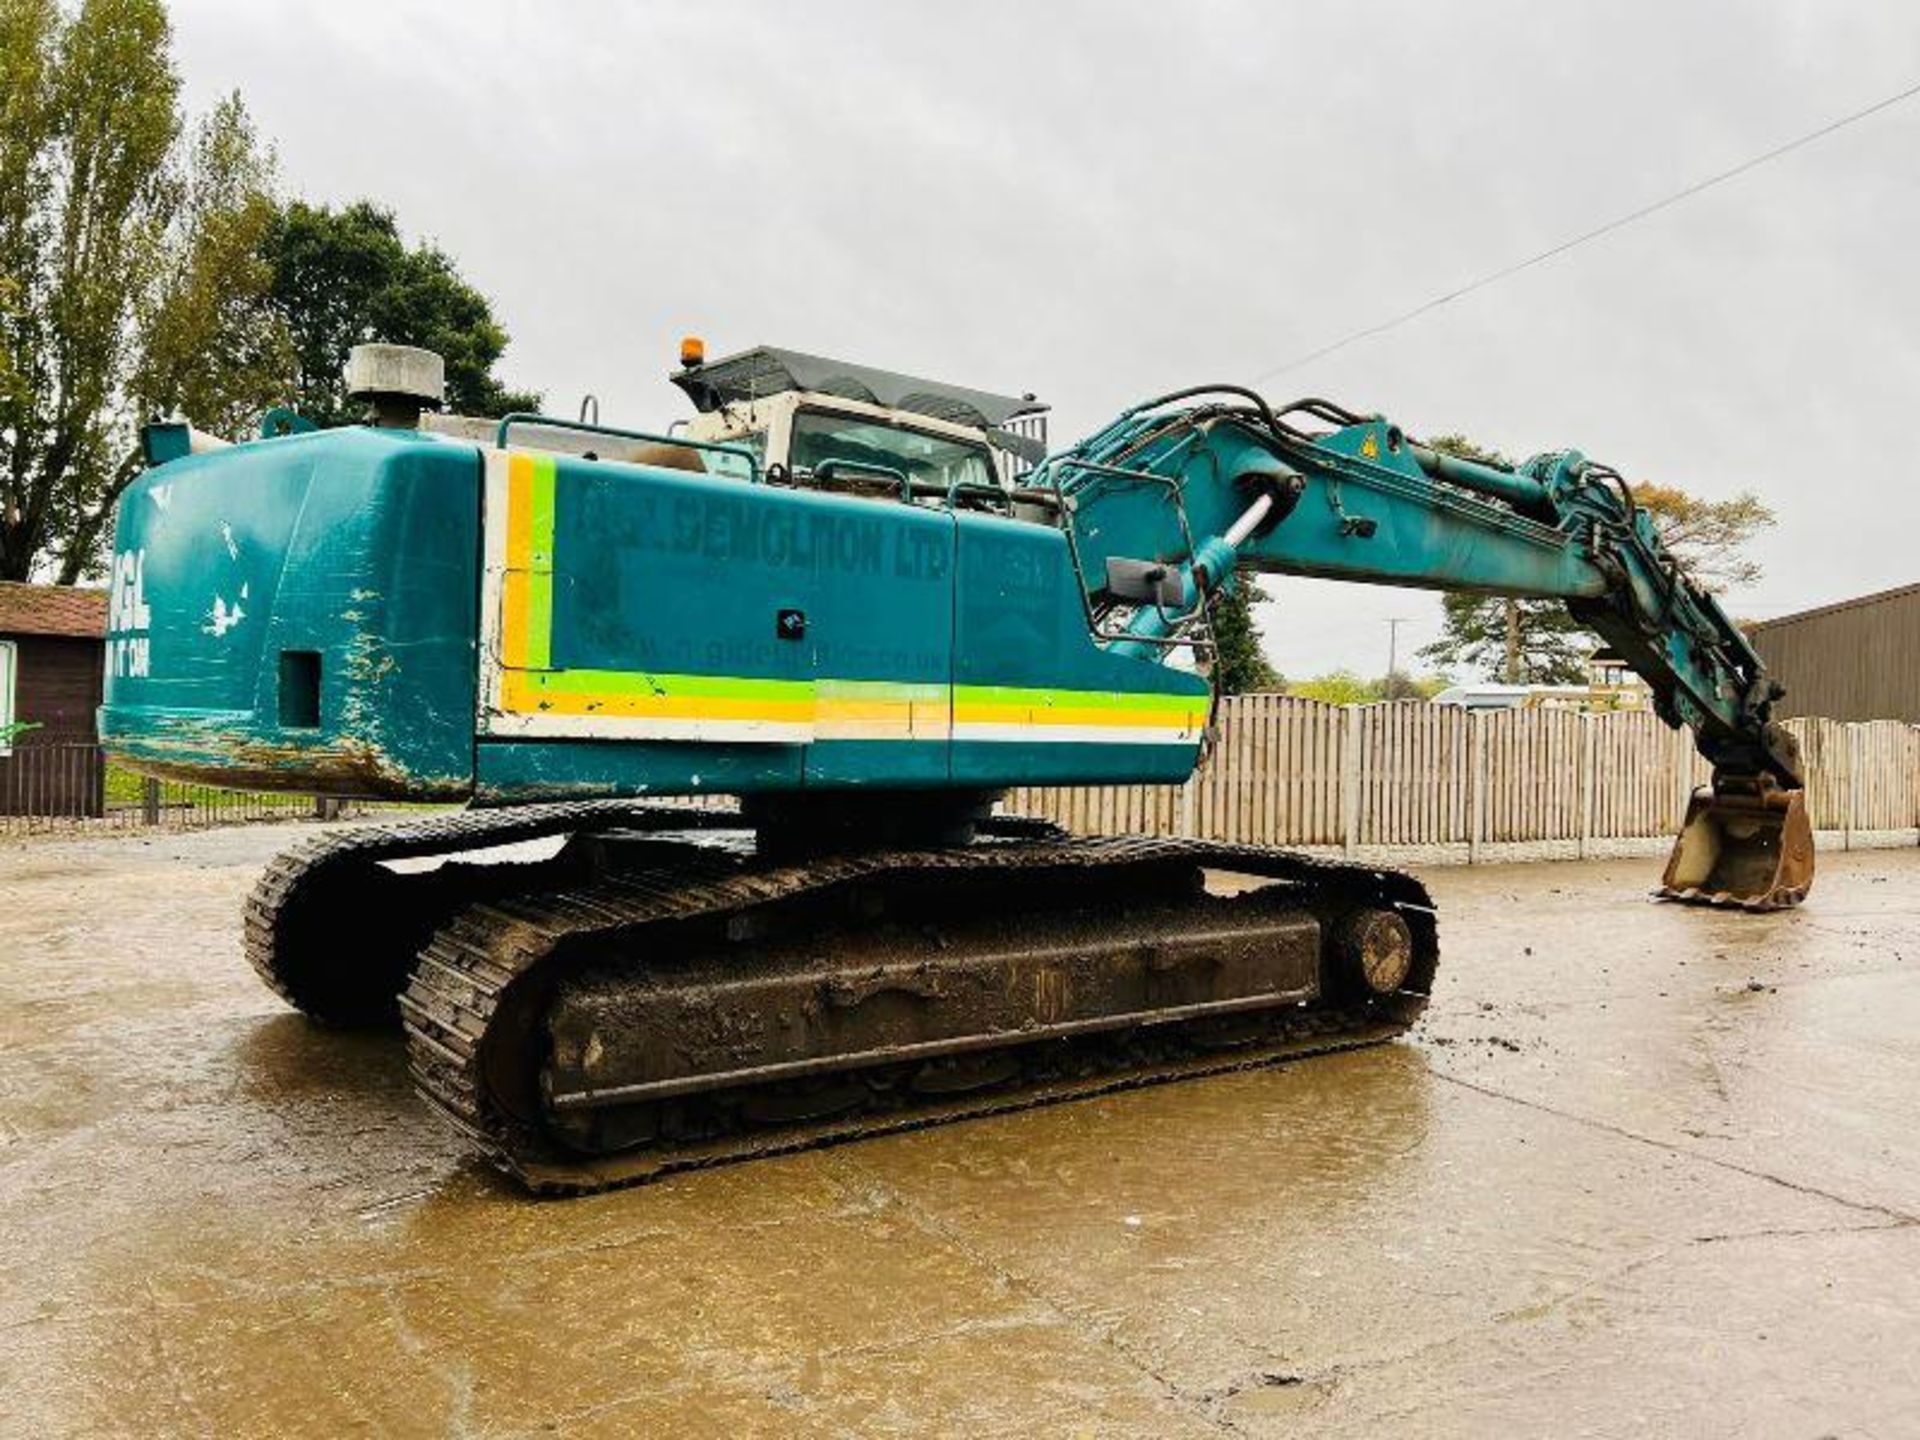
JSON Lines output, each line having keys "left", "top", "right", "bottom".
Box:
{"left": 103, "top": 342, "right": 1809, "bottom": 1191}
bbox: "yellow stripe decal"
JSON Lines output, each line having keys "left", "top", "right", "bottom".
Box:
{"left": 491, "top": 448, "right": 1204, "bottom": 741}
{"left": 500, "top": 453, "right": 554, "bottom": 671}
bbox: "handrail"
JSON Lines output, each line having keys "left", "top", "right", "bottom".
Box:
{"left": 1041, "top": 456, "right": 1204, "bottom": 638}
{"left": 811, "top": 461, "right": 1008, "bottom": 515}
{"left": 814, "top": 458, "right": 911, "bottom": 500}
{"left": 944, "top": 475, "right": 1014, "bottom": 515}
{"left": 1038, "top": 455, "right": 1186, "bottom": 493}
{"left": 1011, "top": 454, "right": 1214, "bottom": 659}
{"left": 493, "top": 412, "right": 762, "bottom": 483}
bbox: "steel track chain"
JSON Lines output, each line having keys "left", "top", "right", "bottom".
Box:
{"left": 241, "top": 800, "right": 747, "bottom": 1024}
{"left": 397, "top": 835, "right": 1438, "bottom": 1194}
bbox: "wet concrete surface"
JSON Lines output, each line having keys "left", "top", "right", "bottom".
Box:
{"left": 3, "top": 823, "right": 1918, "bottom": 1437}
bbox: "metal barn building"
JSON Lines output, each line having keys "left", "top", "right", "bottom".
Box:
{"left": 1746, "top": 582, "right": 1920, "bottom": 723}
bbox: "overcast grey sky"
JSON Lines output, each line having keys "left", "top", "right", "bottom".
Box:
{"left": 172, "top": 0, "right": 1920, "bottom": 679}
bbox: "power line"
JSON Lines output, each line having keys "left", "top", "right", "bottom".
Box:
{"left": 1250, "top": 76, "right": 1920, "bottom": 384}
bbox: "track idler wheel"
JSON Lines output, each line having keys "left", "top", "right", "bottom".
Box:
{"left": 1329, "top": 908, "right": 1415, "bottom": 1001}
{"left": 255, "top": 863, "right": 424, "bottom": 1028}
{"left": 1659, "top": 773, "right": 1814, "bottom": 910}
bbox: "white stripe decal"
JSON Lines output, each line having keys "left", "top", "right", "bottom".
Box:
{"left": 951, "top": 723, "right": 1200, "bottom": 746}
{"left": 483, "top": 711, "right": 815, "bottom": 744}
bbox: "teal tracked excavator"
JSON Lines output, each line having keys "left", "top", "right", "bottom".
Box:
{"left": 100, "top": 340, "right": 1812, "bottom": 1191}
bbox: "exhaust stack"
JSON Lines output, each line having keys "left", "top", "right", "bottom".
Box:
{"left": 346, "top": 343, "right": 445, "bottom": 429}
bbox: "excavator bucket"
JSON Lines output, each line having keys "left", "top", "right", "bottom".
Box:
{"left": 1659, "top": 778, "right": 1814, "bottom": 910}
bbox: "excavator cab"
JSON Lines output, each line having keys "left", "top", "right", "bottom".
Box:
{"left": 673, "top": 343, "right": 1050, "bottom": 501}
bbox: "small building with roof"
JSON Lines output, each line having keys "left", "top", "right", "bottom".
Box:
{"left": 0, "top": 581, "right": 109, "bottom": 815}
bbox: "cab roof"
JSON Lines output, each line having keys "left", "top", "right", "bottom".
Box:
{"left": 671, "top": 345, "right": 1047, "bottom": 432}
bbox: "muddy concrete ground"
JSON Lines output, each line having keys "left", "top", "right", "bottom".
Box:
{"left": 3, "top": 823, "right": 1918, "bottom": 1437}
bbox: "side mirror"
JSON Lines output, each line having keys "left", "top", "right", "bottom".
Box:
{"left": 1105, "top": 557, "right": 1186, "bottom": 608}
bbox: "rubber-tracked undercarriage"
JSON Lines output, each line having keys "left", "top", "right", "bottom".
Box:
{"left": 247, "top": 805, "right": 1436, "bottom": 1194}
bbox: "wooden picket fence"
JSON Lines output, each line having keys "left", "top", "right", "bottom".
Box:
{"left": 1005, "top": 696, "right": 1920, "bottom": 858}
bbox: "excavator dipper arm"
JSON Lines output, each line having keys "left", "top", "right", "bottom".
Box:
{"left": 1028, "top": 390, "right": 1810, "bottom": 907}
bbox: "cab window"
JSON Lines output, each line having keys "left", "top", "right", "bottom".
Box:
{"left": 702, "top": 428, "right": 765, "bottom": 482}
{"left": 789, "top": 410, "right": 995, "bottom": 496}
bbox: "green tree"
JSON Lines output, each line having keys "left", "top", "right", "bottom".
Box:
{"left": 1286, "top": 669, "right": 1379, "bottom": 705}
{"left": 1423, "top": 590, "right": 1591, "bottom": 685}
{"left": 0, "top": 0, "right": 290, "bottom": 581}
{"left": 1210, "top": 571, "right": 1280, "bottom": 694}
{"left": 1630, "top": 482, "right": 1774, "bottom": 590}
{"left": 262, "top": 200, "right": 538, "bottom": 427}
{"left": 1415, "top": 433, "right": 1588, "bottom": 684}
{"left": 1414, "top": 433, "right": 1773, "bottom": 685}
{"left": 1285, "top": 670, "right": 1449, "bottom": 705}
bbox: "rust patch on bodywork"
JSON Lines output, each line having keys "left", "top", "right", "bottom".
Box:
{"left": 108, "top": 721, "right": 472, "bottom": 802}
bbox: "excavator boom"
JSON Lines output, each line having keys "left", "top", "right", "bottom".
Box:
{"left": 1034, "top": 389, "right": 1810, "bottom": 907}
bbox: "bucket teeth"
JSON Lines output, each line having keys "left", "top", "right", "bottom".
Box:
{"left": 1659, "top": 775, "right": 1814, "bottom": 911}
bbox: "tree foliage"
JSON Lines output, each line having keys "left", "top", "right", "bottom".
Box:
{"left": 0, "top": 0, "right": 289, "bottom": 581}
{"left": 1415, "top": 432, "right": 1774, "bottom": 685}
{"left": 1630, "top": 482, "right": 1774, "bottom": 591}
{"left": 1286, "top": 669, "right": 1448, "bottom": 705}
{"left": 1423, "top": 591, "right": 1592, "bottom": 685}
{"left": 1414, "top": 433, "right": 1586, "bottom": 683}
{"left": 0, "top": 2, "right": 540, "bottom": 581}
{"left": 1210, "top": 572, "right": 1281, "bottom": 695}
{"left": 262, "top": 200, "right": 539, "bottom": 427}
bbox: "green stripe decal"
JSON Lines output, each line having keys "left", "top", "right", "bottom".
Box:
{"left": 952, "top": 684, "right": 1205, "bottom": 713}
{"left": 820, "top": 679, "right": 949, "bottom": 701}
{"left": 518, "top": 669, "right": 815, "bottom": 701}
{"left": 529, "top": 456, "right": 556, "bottom": 569}
{"left": 523, "top": 573, "right": 552, "bottom": 670}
